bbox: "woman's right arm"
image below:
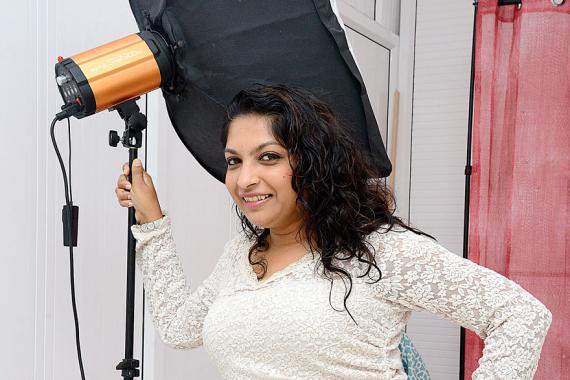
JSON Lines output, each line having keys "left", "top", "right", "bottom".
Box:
{"left": 131, "top": 216, "right": 231, "bottom": 349}
{"left": 115, "top": 159, "right": 230, "bottom": 349}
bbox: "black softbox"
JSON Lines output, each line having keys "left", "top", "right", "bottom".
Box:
{"left": 129, "top": 0, "right": 391, "bottom": 182}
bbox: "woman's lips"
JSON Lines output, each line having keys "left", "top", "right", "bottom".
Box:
{"left": 242, "top": 195, "right": 272, "bottom": 209}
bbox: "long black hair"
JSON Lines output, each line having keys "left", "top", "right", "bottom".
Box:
{"left": 222, "top": 84, "right": 432, "bottom": 322}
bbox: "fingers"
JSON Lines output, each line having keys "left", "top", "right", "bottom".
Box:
{"left": 122, "top": 162, "right": 130, "bottom": 176}
{"left": 116, "top": 159, "right": 156, "bottom": 212}
{"left": 131, "top": 158, "right": 145, "bottom": 185}
{"left": 115, "top": 187, "right": 131, "bottom": 200}
{"left": 118, "top": 199, "right": 133, "bottom": 208}
{"left": 131, "top": 159, "right": 155, "bottom": 186}
{"left": 116, "top": 164, "right": 132, "bottom": 208}
{"left": 116, "top": 174, "right": 132, "bottom": 190}
{"left": 115, "top": 188, "right": 133, "bottom": 208}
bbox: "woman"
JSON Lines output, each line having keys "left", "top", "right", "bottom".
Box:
{"left": 115, "top": 85, "right": 551, "bottom": 379}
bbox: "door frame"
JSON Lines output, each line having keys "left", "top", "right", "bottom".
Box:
{"left": 338, "top": 0, "right": 417, "bottom": 222}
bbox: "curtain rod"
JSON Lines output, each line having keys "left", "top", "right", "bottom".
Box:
{"left": 498, "top": 0, "right": 522, "bottom": 5}
{"left": 473, "top": 0, "right": 523, "bottom": 5}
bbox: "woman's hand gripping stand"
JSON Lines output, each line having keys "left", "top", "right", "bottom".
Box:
{"left": 115, "top": 158, "right": 163, "bottom": 224}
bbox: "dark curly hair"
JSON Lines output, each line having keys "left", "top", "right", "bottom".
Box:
{"left": 221, "top": 84, "right": 431, "bottom": 323}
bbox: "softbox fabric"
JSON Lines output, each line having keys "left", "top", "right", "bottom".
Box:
{"left": 129, "top": 0, "right": 391, "bottom": 182}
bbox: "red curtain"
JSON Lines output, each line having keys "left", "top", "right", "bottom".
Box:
{"left": 466, "top": 0, "right": 569, "bottom": 379}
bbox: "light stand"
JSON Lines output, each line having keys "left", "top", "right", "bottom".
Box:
{"left": 109, "top": 98, "right": 147, "bottom": 380}
{"left": 461, "top": 2, "right": 522, "bottom": 379}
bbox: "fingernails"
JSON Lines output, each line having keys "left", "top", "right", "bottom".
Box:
{"left": 126, "top": 184, "right": 132, "bottom": 190}
{"left": 127, "top": 194, "right": 132, "bottom": 200}
{"left": 128, "top": 201, "right": 133, "bottom": 207}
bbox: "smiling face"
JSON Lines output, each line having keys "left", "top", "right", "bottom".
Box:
{"left": 224, "top": 114, "right": 303, "bottom": 231}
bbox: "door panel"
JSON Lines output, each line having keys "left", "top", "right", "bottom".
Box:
{"left": 345, "top": 27, "right": 391, "bottom": 144}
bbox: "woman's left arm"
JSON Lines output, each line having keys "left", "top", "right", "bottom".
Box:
{"left": 374, "top": 230, "right": 552, "bottom": 379}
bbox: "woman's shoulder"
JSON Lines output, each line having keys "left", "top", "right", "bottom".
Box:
{"left": 361, "top": 224, "right": 449, "bottom": 272}
{"left": 221, "top": 230, "right": 253, "bottom": 260}
{"left": 226, "top": 230, "right": 254, "bottom": 247}
{"left": 367, "top": 224, "right": 435, "bottom": 252}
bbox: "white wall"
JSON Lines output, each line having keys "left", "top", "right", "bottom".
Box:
{"left": 0, "top": 1, "right": 149, "bottom": 379}
{"left": 405, "top": 1, "right": 474, "bottom": 379}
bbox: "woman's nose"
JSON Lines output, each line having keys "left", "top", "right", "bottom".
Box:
{"left": 236, "top": 162, "right": 259, "bottom": 189}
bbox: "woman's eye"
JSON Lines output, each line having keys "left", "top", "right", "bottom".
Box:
{"left": 260, "top": 152, "right": 281, "bottom": 162}
{"left": 226, "top": 157, "right": 240, "bottom": 166}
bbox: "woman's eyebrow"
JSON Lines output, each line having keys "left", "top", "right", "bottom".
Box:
{"left": 224, "top": 140, "right": 281, "bottom": 155}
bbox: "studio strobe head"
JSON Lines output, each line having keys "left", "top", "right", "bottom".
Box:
{"left": 54, "top": 30, "right": 173, "bottom": 119}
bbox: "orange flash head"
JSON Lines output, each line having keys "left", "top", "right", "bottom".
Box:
{"left": 55, "top": 30, "right": 173, "bottom": 119}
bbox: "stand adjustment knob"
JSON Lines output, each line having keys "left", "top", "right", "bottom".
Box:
{"left": 116, "top": 358, "right": 140, "bottom": 378}
{"left": 109, "top": 130, "right": 121, "bottom": 147}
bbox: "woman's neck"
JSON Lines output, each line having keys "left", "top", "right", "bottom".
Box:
{"left": 268, "top": 219, "right": 308, "bottom": 250}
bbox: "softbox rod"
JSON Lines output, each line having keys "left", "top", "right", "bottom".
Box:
{"left": 461, "top": 1, "right": 479, "bottom": 379}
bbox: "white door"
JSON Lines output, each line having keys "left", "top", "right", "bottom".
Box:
{"left": 340, "top": 1, "right": 399, "bottom": 150}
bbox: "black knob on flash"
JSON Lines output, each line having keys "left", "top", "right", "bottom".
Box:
{"left": 109, "top": 130, "right": 121, "bottom": 147}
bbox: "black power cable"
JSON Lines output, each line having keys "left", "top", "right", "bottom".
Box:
{"left": 50, "top": 116, "right": 86, "bottom": 380}
{"left": 50, "top": 98, "right": 150, "bottom": 379}
{"left": 67, "top": 118, "right": 73, "bottom": 204}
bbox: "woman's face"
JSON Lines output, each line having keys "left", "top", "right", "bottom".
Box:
{"left": 224, "top": 114, "right": 303, "bottom": 230}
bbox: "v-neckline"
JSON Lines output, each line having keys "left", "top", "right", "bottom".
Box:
{"left": 256, "top": 254, "right": 310, "bottom": 284}
{"left": 241, "top": 244, "right": 315, "bottom": 287}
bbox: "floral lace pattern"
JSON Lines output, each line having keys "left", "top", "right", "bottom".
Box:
{"left": 132, "top": 216, "right": 551, "bottom": 379}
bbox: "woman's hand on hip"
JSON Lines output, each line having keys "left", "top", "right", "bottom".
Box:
{"left": 115, "top": 158, "right": 163, "bottom": 224}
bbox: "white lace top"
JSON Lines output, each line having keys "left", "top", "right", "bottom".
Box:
{"left": 132, "top": 216, "right": 551, "bottom": 380}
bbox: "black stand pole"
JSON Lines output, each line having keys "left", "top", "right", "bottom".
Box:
{"left": 109, "top": 99, "right": 147, "bottom": 380}
{"left": 461, "top": 3, "right": 522, "bottom": 378}
{"left": 460, "top": 0, "right": 483, "bottom": 378}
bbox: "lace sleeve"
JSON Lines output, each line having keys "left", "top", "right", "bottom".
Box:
{"left": 373, "top": 230, "right": 552, "bottom": 379}
{"left": 131, "top": 215, "right": 231, "bottom": 349}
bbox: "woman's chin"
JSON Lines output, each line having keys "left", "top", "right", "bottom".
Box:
{"left": 244, "top": 215, "right": 274, "bottom": 229}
